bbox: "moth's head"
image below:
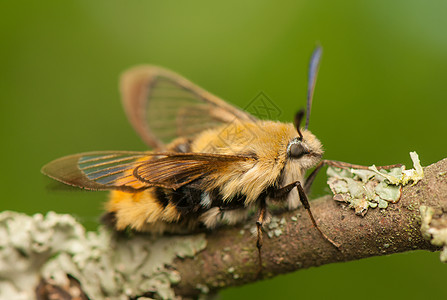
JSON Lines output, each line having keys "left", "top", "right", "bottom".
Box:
{"left": 286, "top": 109, "right": 323, "bottom": 169}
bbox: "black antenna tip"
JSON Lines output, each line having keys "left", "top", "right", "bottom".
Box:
{"left": 294, "top": 109, "right": 305, "bottom": 139}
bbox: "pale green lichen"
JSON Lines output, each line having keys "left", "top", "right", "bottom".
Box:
{"left": 266, "top": 216, "right": 287, "bottom": 238}
{"left": 0, "top": 211, "right": 207, "bottom": 300}
{"left": 369, "top": 151, "right": 424, "bottom": 186}
{"left": 195, "top": 283, "right": 210, "bottom": 294}
{"left": 420, "top": 206, "right": 447, "bottom": 262}
{"left": 327, "top": 152, "right": 423, "bottom": 216}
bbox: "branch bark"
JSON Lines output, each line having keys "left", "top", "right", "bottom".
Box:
{"left": 173, "top": 158, "right": 447, "bottom": 297}
{"left": 1, "top": 158, "right": 446, "bottom": 299}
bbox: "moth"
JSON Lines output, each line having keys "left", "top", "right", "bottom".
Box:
{"left": 42, "top": 47, "right": 398, "bottom": 268}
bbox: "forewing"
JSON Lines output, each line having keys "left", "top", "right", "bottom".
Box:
{"left": 42, "top": 151, "right": 252, "bottom": 191}
{"left": 41, "top": 151, "right": 151, "bottom": 191}
{"left": 120, "top": 66, "right": 257, "bottom": 149}
{"left": 134, "top": 153, "right": 252, "bottom": 190}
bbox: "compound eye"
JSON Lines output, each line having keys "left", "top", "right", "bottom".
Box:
{"left": 288, "top": 141, "right": 309, "bottom": 159}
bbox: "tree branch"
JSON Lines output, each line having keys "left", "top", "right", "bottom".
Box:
{"left": 1, "top": 159, "right": 446, "bottom": 299}
{"left": 174, "top": 157, "right": 447, "bottom": 297}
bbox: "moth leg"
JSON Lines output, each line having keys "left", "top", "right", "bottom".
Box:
{"left": 269, "top": 181, "right": 340, "bottom": 249}
{"left": 295, "top": 180, "right": 340, "bottom": 249}
{"left": 256, "top": 197, "right": 267, "bottom": 274}
{"left": 269, "top": 181, "right": 301, "bottom": 198}
{"left": 323, "top": 159, "right": 402, "bottom": 170}
{"left": 304, "top": 160, "right": 325, "bottom": 193}
{"left": 304, "top": 160, "right": 403, "bottom": 193}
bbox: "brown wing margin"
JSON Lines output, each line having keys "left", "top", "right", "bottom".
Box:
{"left": 41, "top": 151, "right": 151, "bottom": 191}
{"left": 120, "top": 66, "right": 257, "bottom": 149}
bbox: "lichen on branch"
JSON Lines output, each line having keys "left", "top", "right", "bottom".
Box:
{"left": 0, "top": 211, "right": 206, "bottom": 300}
{"left": 0, "top": 157, "right": 446, "bottom": 299}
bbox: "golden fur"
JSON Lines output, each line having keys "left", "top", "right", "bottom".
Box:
{"left": 107, "top": 189, "right": 182, "bottom": 232}
{"left": 193, "top": 120, "right": 322, "bottom": 205}
{"left": 107, "top": 120, "right": 323, "bottom": 232}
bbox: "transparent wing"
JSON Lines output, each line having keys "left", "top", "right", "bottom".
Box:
{"left": 120, "top": 66, "right": 257, "bottom": 149}
{"left": 41, "top": 151, "right": 151, "bottom": 191}
{"left": 42, "top": 151, "right": 252, "bottom": 191}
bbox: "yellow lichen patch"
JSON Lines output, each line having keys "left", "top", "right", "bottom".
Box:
{"left": 369, "top": 152, "right": 424, "bottom": 186}
{"left": 420, "top": 205, "right": 447, "bottom": 262}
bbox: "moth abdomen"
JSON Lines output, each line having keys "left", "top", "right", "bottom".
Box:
{"left": 106, "top": 184, "right": 254, "bottom": 234}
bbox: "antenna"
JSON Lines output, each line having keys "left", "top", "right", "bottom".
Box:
{"left": 294, "top": 109, "right": 305, "bottom": 140}
{"left": 306, "top": 46, "right": 322, "bottom": 130}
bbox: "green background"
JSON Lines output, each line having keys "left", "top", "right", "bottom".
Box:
{"left": 1, "top": 1, "right": 446, "bottom": 299}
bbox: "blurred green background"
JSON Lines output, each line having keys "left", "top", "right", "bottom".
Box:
{"left": 1, "top": 1, "right": 446, "bottom": 299}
